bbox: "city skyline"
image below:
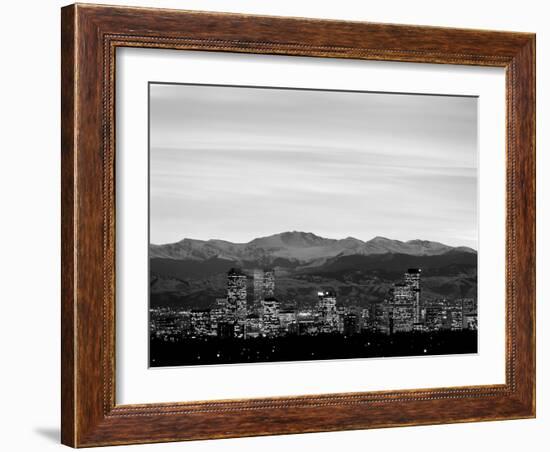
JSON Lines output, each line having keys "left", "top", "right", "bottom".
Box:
{"left": 150, "top": 83, "right": 478, "bottom": 248}
{"left": 171, "top": 266, "right": 476, "bottom": 337}
{"left": 150, "top": 265, "right": 478, "bottom": 366}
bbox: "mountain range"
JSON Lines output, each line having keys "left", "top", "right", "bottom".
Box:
{"left": 150, "top": 231, "right": 477, "bottom": 309}
{"left": 150, "top": 231, "right": 475, "bottom": 263}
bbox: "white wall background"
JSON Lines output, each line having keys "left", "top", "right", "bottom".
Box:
{"left": 0, "top": 1, "right": 545, "bottom": 451}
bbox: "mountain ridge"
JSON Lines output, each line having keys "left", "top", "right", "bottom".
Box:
{"left": 150, "top": 231, "right": 476, "bottom": 264}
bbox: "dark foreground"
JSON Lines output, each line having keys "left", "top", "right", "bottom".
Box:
{"left": 150, "top": 330, "right": 478, "bottom": 367}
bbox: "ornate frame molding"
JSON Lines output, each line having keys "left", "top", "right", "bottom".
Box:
{"left": 61, "top": 4, "right": 535, "bottom": 447}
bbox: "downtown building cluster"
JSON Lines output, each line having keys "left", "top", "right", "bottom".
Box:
{"left": 369, "top": 269, "right": 478, "bottom": 335}
{"left": 150, "top": 267, "right": 477, "bottom": 341}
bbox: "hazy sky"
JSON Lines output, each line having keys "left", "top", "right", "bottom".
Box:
{"left": 149, "top": 83, "right": 477, "bottom": 248}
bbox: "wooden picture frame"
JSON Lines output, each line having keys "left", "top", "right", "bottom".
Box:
{"left": 61, "top": 3, "right": 535, "bottom": 447}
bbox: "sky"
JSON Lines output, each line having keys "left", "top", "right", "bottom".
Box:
{"left": 149, "top": 83, "right": 478, "bottom": 248}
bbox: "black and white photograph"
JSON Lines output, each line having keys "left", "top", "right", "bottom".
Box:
{"left": 1, "top": 0, "right": 541, "bottom": 449}
{"left": 148, "top": 82, "right": 479, "bottom": 367}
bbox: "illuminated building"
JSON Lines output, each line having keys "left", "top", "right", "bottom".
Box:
{"left": 252, "top": 269, "right": 264, "bottom": 312}
{"left": 461, "top": 298, "right": 478, "bottom": 329}
{"left": 261, "top": 297, "right": 280, "bottom": 337}
{"left": 278, "top": 309, "right": 296, "bottom": 334}
{"left": 210, "top": 298, "right": 228, "bottom": 336}
{"left": 390, "top": 283, "right": 414, "bottom": 333}
{"left": 442, "top": 300, "right": 463, "bottom": 331}
{"left": 317, "top": 290, "right": 338, "bottom": 333}
{"left": 190, "top": 309, "right": 211, "bottom": 337}
{"left": 463, "top": 312, "right": 478, "bottom": 330}
{"left": 226, "top": 268, "right": 247, "bottom": 337}
{"left": 404, "top": 268, "right": 422, "bottom": 324}
{"left": 360, "top": 308, "right": 371, "bottom": 332}
{"left": 227, "top": 268, "right": 247, "bottom": 321}
{"left": 425, "top": 301, "right": 444, "bottom": 331}
{"left": 244, "top": 314, "right": 262, "bottom": 338}
{"left": 372, "top": 301, "right": 391, "bottom": 335}
{"left": 263, "top": 269, "right": 275, "bottom": 298}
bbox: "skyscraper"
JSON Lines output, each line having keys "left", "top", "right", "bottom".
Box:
{"left": 190, "top": 309, "right": 211, "bottom": 337}
{"left": 253, "top": 269, "right": 264, "bottom": 310}
{"left": 317, "top": 290, "right": 338, "bottom": 333}
{"left": 261, "top": 297, "right": 280, "bottom": 337}
{"left": 263, "top": 269, "right": 275, "bottom": 298}
{"left": 210, "top": 298, "right": 228, "bottom": 336}
{"left": 390, "top": 283, "right": 414, "bottom": 333}
{"left": 404, "top": 268, "right": 422, "bottom": 324}
{"left": 373, "top": 301, "right": 391, "bottom": 335}
{"left": 227, "top": 268, "right": 247, "bottom": 322}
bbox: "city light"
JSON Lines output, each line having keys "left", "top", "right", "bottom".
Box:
{"left": 150, "top": 267, "right": 477, "bottom": 341}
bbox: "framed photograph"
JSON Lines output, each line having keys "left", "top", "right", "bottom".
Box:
{"left": 61, "top": 3, "right": 536, "bottom": 447}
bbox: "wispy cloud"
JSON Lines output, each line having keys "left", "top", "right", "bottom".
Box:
{"left": 150, "top": 84, "right": 477, "bottom": 248}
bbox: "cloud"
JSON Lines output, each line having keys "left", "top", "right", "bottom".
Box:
{"left": 149, "top": 83, "right": 477, "bottom": 248}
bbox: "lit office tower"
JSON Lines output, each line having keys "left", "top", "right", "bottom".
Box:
{"left": 210, "top": 298, "right": 228, "bottom": 336}
{"left": 190, "top": 309, "right": 211, "bottom": 337}
{"left": 226, "top": 268, "right": 247, "bottom": 322}
{"left": 317, "top": 291, "right": 338, "bottom": 333}
{"left": 261, "top": 297, "right": 280, "bottom": 337}
{"left": 253, "top": 269, "right": 264, "bottom": 311}
{"left": 263, "top": 269, "right": 275, "bottom": 298}
{"left": 390, "top": 283, "right": 414, "bottom": 333}
{"left": 404, "top": 268, "right": 422, "bottom": 324}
